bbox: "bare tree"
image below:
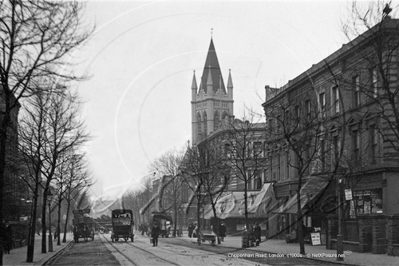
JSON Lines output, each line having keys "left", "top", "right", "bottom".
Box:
{"left": 54, "top": 152, "right": 92, "bottom": 244}
{"left": 148, "top": 148, "right": 184, "bottom": 236}
{"left": 179, "top": 145, "right": 209, "bottom": 245}
{"left": 341, "top": 1, "right": 399, "bottom": 154}
{"left": 0, "top": 1, "right": 93, "bottom": 264}
{"left": 195, "top": 142, "right": 231, "bottom": 244}
{"left": 265, "top": 87, "right": 331, "bottom": 255}
{"left": 18, "top": 90, "right": 91, "bottom": 258}
{"left": 223, "top": 113, "right": 267, "bottom": 231}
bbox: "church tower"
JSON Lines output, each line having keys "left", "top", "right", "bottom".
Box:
{"left": 191, "top": 38, "right": 234, "bottom": 145}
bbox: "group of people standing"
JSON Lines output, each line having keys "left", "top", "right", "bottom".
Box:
{"left": 187, "top": 221, "right": 227, "bottom": 242}
{"left": 246, "top": 222, "right": 261, "bottom": 246}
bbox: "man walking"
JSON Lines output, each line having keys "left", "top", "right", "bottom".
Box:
{"left": 151, "top": 222, "right": 160, "bottom": 247}
{"left": 254, "top": 222, "right": 261, "bottom": 246}
{"left": 219, "top": 222, "right": 226, "bottom": 242}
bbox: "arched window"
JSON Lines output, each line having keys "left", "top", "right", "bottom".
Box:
{"left": 197, "top": 112, "right": 202, "bottom": 139}
{"left": 214, "top": 111, "right": 220, "bottom": 131}
{"left": 203, "top": 111, "right": 207, "bottom": 137}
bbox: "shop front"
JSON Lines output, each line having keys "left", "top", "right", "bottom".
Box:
{"left": 273, "top": 176, "right": 330, "bottom": 243}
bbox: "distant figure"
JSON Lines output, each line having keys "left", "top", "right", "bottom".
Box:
{"left": 73, "top": 226, "right": 79, "bottom": 243}
{"left": 193, "top": 223, "right": 198, "bottom": 238}
{"left": 253, "top": 222, "right": 261, "bottom": 246}
{"left": 219, "top": 222, "right": 226, "bottom": 242}
{"left": 3, "top": 222, "right": 12, "bottom": 254}
{"left": 188, "top": 223, "right": 194, "bottom": 238}
{"left": 151, "top": 223, "right": 160, "bottom": 247}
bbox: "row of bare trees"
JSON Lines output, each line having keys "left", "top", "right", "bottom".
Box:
{"left": 0, "top": 1, "right": 94, "bottom": 265}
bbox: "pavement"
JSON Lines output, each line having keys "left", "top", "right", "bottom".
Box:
{"left": 3, "top": 233, "right": 73, "bottom": 266}
{"left": 176, "top": 231, "right": 399, "bottom": 266}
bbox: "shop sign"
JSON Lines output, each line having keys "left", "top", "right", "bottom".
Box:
{"left": 345, "top": 189, "right": 353, "bottom": 200}
{"left": 311, "top": 232, "right": 321, "bottom": 246}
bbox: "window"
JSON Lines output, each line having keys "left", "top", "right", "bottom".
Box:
{"left": 369, "top": 125, "right": 378, "bottom": 163}
{"left": 350, "top": 189, "right": 383, "bottom": 217}
{"left": 352, "top": 130, "right": 360, "bottom": 160}
{"left": 320, "top": 139, "right": 326, "bottom": 171}
{"left": 285, "top": 110, "right": 289, "bottom": 125}
{"left": 353, "top": 76, "right": 360, "bottom": 107}
{"left": 214, "top": 111, "right": 220, "bottom": 131}
{"left": 319, "top": 92, "right": 326, "bottom": 117}
{"left": 203, "top": 111, "right": 208, "bottom": 137}
{"left": 197, "top": 113, "right": 202, "bottom": 139}
{"left": 254, "top": 171, "right": 262, "bottom": 190}
{"left": 295, "top": 105, "right": 300, "bottom": 120}
{"left": 276, "top": 115, "right": 281, "bottom": 133}
{"left": 286, "top": 150, "right": 290, "bottom": 179}
{"left": 306, "top": 100, "right": 311, "bottom": 119}
{"left": 277, "top": 154, "right": 281, "bottom": 181}
{"left": 332, "top": 135, "right": 340, "bottom": 164}
{"left": 332, "top": 86, "right": 340, "bottom": 114}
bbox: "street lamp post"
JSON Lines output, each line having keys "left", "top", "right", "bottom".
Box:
{"left": 336, "top": 178, "right": 344, "bottom": 261}
{"left": 47, "top": 191, "right": 53, "bottom": 252}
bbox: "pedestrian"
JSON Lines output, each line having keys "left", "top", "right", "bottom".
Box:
{"left": 4, "top": 221, "right": 12, "bottom": 254}
{"left": 73, "top": 226, "right": 79, "bottom": 243}
{"left": 253, "top": 222, "right": 261, "bottom": 246}
{"left": 193, "top": 223, "right": 198, "bottom": 238}
{"left": 188, "top": 223, "right": 193, "bottom": 238}
{"left": 151, "top": 222, "right": 160, "bottom": 247}
{"left": 219, "top": 222, "right": 226, "bottom": 242}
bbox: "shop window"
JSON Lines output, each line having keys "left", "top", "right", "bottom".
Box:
{"left": 350, "top": 189, "right": 383, "bottom": 217}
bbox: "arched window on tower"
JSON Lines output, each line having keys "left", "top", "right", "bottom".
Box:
{"left": 214, "top": 111, "right": 220, "bottom": 131}
{"left": 203, "top": 111, "right": 208, "bottom": 137}
{"left": 197, "top": 112, "right": 202, "bottom": 140}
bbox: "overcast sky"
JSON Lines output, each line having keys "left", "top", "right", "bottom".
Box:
{"left": 72, "top": 0, "right": 370, "bottom": 201}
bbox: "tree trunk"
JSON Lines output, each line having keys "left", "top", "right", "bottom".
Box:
{"left": 196, "top": 195, "right": 201, "bottom": 245}
{"left": 211, "top": 203, "right": 221, "bottom": 244}
{"left": 244, "top": 181, "right": 249, "bottom": 230}
{"left": 41, "top": 194, "right": 48, "bottom": 253}
{"left": 57, "top": 199, "right": 62, "bottom": 246}
{"left": 26, "top": 191, "right": 38, "bottom": 262}
{"left": 296, "top": 187, "right": 305, "bottom": 255}
{"left": 0, "top": 91, "right": 12, "bottom": 266}
{"left": 63, "top": 197, "right": 71, "bottom": 243}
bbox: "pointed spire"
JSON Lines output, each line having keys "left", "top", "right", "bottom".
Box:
{"left": 200, "top": 39, "right": 226, "bottom": 94}
{"left": 191, "top": 70, "right": 197, "bottom": 91}
{"left": 227, "top": 69, "right": 233, "bottom": 89}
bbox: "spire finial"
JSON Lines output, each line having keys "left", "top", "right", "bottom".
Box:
{"left": 211, "top": 28, "right": 213, "bottom": 39}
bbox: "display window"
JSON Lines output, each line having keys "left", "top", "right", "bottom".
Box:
{"left": 349, "top": 188, "right": 382, "bottom": 218}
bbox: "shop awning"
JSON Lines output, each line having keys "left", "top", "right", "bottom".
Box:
{"left": 248, "top": 183, "right": 277, "bottom": 217}
{"left": 203, "top": 183, "right": 276, "bottom": 219}
{"left": 273, "top": 176, "right": 329, "bottom": 214}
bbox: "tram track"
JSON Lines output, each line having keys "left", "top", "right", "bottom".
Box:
{"left": 99, "top": 233, "right": 140, "bottom": 266}
{"left": 100, "top": 232, "right": 181, "bottom": 266}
